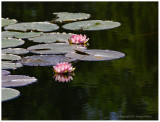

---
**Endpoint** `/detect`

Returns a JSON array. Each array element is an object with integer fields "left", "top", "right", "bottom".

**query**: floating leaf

[
  {"left": 4, "top": 22, "right": 59, "bottom": 32},
  {"left": 20, "top": 55, "right": 76, "bottom": 66},
  {"left": 2, "top": 75, "right": 37, "bottom": 88},
  {"left": 2, "top": 88, "right": 20, "bottom": 102},
  {"left": 2, "top": 18, "right": 17, "bottom": 27},
  {"left": 2, "top": 54, "right": 21, "bottom": 61},
  {"left": 53, "top": 12, "right": 90, "bottom": 23},
  {"left": 2, "top": 61, "right": 23, "bottom": 70},
  {"left": 2, "top": 48, "right": 29, "bottom": 55},
  {"left": 2, "top": 70, "right": 11, "bottom": 76},
  {"left": 62, "top": 20, "right": 121, "bottom": 31},
  {"left": 2, "top": 31, "right": 43, "bottom": 39},
  {"left": 65, "top": 49, "right": 125, "bottom": 61},
  {"left": 2, "top": 38, "right": 25, "bottom": 49}
]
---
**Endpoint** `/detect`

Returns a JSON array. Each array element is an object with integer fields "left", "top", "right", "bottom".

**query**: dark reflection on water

[{"left": 2, "top": 2, "right": 158, "bottom": 120}]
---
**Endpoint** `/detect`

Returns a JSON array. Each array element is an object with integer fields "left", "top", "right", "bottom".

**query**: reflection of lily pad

[
  {"left": 62, "top": 20, "right": 121, "bottom": 31},
  {"left": 20, "top": 55, "right": 76, "bottom": 66},
  {"left": 2, "top": 48, "right": 29, "bottom": 55},
  {"left": 4, "top": 22, "right": 59, "bottom": 32},
  {"left": 2, "top": 54, "right": 21, "bottom": 61},
  {"left": 2, "top": 75, "right": 37, "bottom": 88},
  {"left": 53, "top": 12, "right": 90, "bottom": 22},
  {"left": 65, "top": 49, "right": 125, "bottom": 61},
  {"left": 2, "top": 70, "right": 11, "bottom": 76},
  {"left": 28, "top": 32, "right": 73, "bottom": 43},
  {"left": 27, "top": 43, "right": 75, "bottom": 54},
  {"left": 2, "top": 18, "right": 17, "bottom": 27},
  {"left": 2, "top": 31, "right": 43, "bottom": 39},
  {"left": 2, "top": 38, "right": 25, "bottom": 49},
  {"left": 2, "top": 88, "right": 20, "bottom": 102},
  {"left": 2, "top": 61, "right": 23, "bottom": 70}
]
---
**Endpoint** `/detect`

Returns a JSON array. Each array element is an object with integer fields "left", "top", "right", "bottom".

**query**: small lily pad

[
  {"left": 2, "top": 38, "right": 25, "bottom": 49},
  {"left": 2, "top": 88, "right": 20, "bottom": 102},
  {"left": 53, "top": 12, "right": 90, "bottom": 23},
  {"left": 2, "top": 48, "right": 29, "bottom": 55},
  {"left": 4, "top": 22, "right": 59, "bottom": 32},
  {"left": 20, "top": 55, "right": 76, "bottom": 66},
  {"left": 2, "top": 54, "right": 21, "bottom": 61},
  {"left": 65, "top": 49, "right": 125, "bottom": 61},
  {"left": 2, "top": 61, "right": 23, "bottom": 70},
  {"left": 2, "top": 18, "right": 17, "bottom": 27},
  {"left": 2, "top": 75, "right": 37, "bottom": 88},
  {"left": 2, "top": 70, "right": 11, "bottom": 76},
  {"left": 2, "top": 31, "right": 43, "bottom": 39},
  {"left": 62, "top": 20, "right": 121, "bottom": 31}
]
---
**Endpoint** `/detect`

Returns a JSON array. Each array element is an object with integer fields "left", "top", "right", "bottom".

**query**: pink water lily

[
  {"left": 54, "top": 74, "right": 73, "bottom": 82},
  {"left": 68, "top": 34, "right": 89, "bottom": 44},
  {"left": 53, "top": 62, "right": 75, "bottom": 74}
]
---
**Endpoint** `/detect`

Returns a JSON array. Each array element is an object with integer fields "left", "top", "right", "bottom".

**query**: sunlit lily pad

[
  {"left": 2, "top": 31, "right": 43, "bottom": 39},
  {"left": 2, "top": 48, "right": 29, "bottom": 55},
  {"left": 65, "top": 49, "right": 125, "bottom": 61},
  {"left": 4, "top": 22, "right": 59, "bottom": 32},
  {"left": 53, "top": 12, "right": 90, "bottom": 23},
  {"left": 2, "top": 61, "right": 23, "bottom": 70},
  {"left": 2, "top": 70, "right": 11, "bottom": 76},
  {"left": 62, "top": 20, "right": 121, "bottom": 31},
  {"left": 2, "top": 75, "right": 37, "bottom": 88},
  {"left": 2, "top": 54, "right": 21, "bottom": 61},
  {"left": 2, "top": 38, "right": 25, "bottom": 49},
  {"left": 20, "top": 55, "right": 76, "bottom": 66},
  {"left": 2, "top": 88, "right": 20, "bottom": 102},
  {"left": 27, "top": 43, "right": 75, "bottom": 54},
  {"left": 2, "top": 18, "right": 17, "bottom": 27}
]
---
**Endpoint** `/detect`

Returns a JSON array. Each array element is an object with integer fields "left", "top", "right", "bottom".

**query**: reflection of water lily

[
  {"left": 53, "top": 62, "right": 75, "bottom": 74},
  {"left": 53, "top": 73, "right": 74, "bottom": 82},
  {"left": 68, "top": 34, "right": 89, "bottom": 44}
]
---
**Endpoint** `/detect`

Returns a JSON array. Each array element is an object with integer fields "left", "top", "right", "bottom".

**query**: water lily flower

[
  {"left": 53, "top": 73, "right": 73, "bottom": 82},
  {"left": 53, "top": 62, "right": 75, "bottom": 74},
  {"left": 68, "top": 34, "right": 89, "bottom": 44}
]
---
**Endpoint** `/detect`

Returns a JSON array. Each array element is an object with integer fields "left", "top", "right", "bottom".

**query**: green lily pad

[
  {"left": 2, "top": 70, "right": 11, "bottom": 76},
  {"left": 2, "top": 54, "right": 21, "bottom": 61},
  {"left": 65, "top": 49, "right": 125, "bottom": 61},
  {"left": 4, "top": 22, "right": 59, "bottom": 32},
  {"left": 2, "top": 31, "right": 43, "bottom": 39},
  {"left": 2, "top": 38, "right": 25, "bottom": 49},
  {"left": 62, "top": 20, "right": 121, "bottom": 31},
  {"left": 53, "top": 12, "right": 90, "bottom": 23},
  {"left": 2, "top": 48, "right": 29, "bottom": 55},
  {"left": 2, "top": 61, "right": 23, "bottom": 70},
  {"left": 2, "top": 18, "right": 17, "bottom": 27},
  {"left": 2, "top": 88, "right": 20, "bottom": 102}
]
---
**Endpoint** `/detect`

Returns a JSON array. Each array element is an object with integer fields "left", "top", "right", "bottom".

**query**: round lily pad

[
  {"left": 2, "top": 75, "right": 37, "bottom": 88},
  {"left": 65, "top": 49, "right": 125, "bottom": 61},
  {"left": 2, "top": 54, "right": 21, "bottom": 61},
  {"left": 20, "top": 55, "right": 76, "bottom": 66},
  {"left": 2, "top": 18, "right": 17, "bottom": 27},
  {"left": 2, "top": 31, "right": 43, "bottom": 39},
  {"left": 2, "top": 88, "right": 20, "bottom": 102},
  {"left": 2, "top": 48, "right": 29, "bottom": 55},
  {"left": 53, "top": 12, "right": 90, "bottom": 23},
  {"left": 4, "top": 22, "right": 59, "bottom": 32},
  {"left": 2, "top": 70, "right": 11, "bottom": 76},
  {"left": 2, "top": 38, "right": 25, "bottom": 49},
  {"left": 62, "top": 20, "right": 121, "bottom": 31},
  {"left": 2, "top": 61, "right": 23, "bottom": 70}
]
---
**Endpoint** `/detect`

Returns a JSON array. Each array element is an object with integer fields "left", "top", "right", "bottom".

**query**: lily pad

[
  {"left": 2, "top": 54, "right": 21, "bottom": 61},
  {"left": 65, "top": 49, "right": 125, "bottom": 61},
  {"left": 20, "top": 55, "right": 76, "bottom": 66},
  {"left": 4, "top": 22, "right": 59, "bottom": 32},
  {"left": 2, "top": 70, "right": 11, "bottom": 76},
  {"left": 2, "top": 18, "right": 17, "bottom": 27},
  {"left": 2, "top": 75, "right": 37, "bottom": 88},
  {"left": 2, "top": 61, "right": 23, "bottom": 70},
  {"left": 62, "top": 20, "right": 121, "bottom": 31},
  {"left": 27, "top": 43, "right": 75, "bottom": 55},
  {"left": 53, "top": 12, "right": 90, "bottom": 23},
  {"left": 2, "top": 88, "right": 20, "bottom": 102},
  {"left": 2, "top": 31, "right": 43, "bottom": 39},
  {"left": 2, "top": 48, "right": 29, "bottom": 55},
  {"left": 2, "top": 38, "right": 25, "bottom": 49}
]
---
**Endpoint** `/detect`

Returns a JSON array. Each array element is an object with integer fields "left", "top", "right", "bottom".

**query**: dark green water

[{"left": 2, "top": 2, "right": 158, "bottom": 120}]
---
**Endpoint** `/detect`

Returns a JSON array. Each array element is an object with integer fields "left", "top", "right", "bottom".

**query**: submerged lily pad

[
  {"left": 62, "top": 20, "right": 121, "bottom": 31},
  {"left": 2, "top": 38, "right": 25, "bottom": 49},
  {"left": 2, "top": 70, "right": 11, "bottom": 76},
  {"left": 4, "top": 22, "right": 59, "bottom": 32},
  {"left": 2, "top": 48, "right": 29, "bottom": 55},
  {"left": 65, "top": 49, "right": 125, "bottom": 61},
  {"left": 2, "top": 88, "right": 20, "bottom": 102},
  {"left": 2, "top": 75, "right": 37, "bottom": 88},
  {"left": 2, "top": 31, "right": 43, "bottom": 39},
  {"left": 2, "top": 18, "right": 17, "bottom": 27},
  {"left": 20, "top": 55, "right": 76, "bottom": 66},
  {"left": 2, "top": 61, "right": 23, "bottom": 70},
  {"left": 53, "top": 12, "right": 90, "bottom": 22},
  {"left": 2, "top": 54, "right": 21, "bottom": 61}
]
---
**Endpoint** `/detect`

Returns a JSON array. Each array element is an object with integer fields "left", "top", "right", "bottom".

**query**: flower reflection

[{"left": 53, "top": 73, "right": 75, "bottom": 82}]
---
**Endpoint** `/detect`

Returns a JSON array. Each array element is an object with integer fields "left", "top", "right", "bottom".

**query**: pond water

[{"left": 2, "top": 2, "right": 158, "bottom": 120}]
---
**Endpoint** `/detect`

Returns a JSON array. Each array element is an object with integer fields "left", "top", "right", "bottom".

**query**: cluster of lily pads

[{"left": 2, "top": 12, "right": 125, "bottom": 102}]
